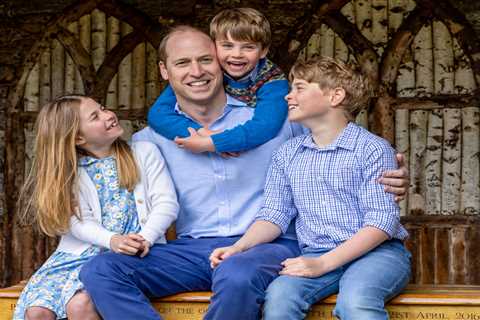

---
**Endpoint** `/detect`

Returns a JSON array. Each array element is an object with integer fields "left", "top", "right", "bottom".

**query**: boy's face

[
  {"left": 285, "top": 78, "right": 334, "bottom": 124},
  {"left": 215, "top": 33, "right": 268, "bottom": 79}
]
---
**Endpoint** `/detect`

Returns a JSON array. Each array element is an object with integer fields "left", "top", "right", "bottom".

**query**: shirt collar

[{"left": 302, "top": 122, "right": 360, "bottom": 151}]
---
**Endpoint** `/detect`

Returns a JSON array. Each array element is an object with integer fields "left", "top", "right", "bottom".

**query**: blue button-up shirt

[
  {"left": 256, "top": 122, "right": 409, "bottom": 251},
  {"left": 133, "top": 95, "right": 302, "bottom": 239}
]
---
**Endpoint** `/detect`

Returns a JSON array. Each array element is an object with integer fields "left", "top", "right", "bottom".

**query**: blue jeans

[
  {"left": 80, "top": 237, "right": 300, "bottom": 320},
  {"left": 262, "top": 239, "right": 411, "bottom": 320}
]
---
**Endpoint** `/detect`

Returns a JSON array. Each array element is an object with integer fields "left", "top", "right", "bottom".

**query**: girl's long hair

[{"left": 18, "top": 95, "right": 139, "bottom": 237}]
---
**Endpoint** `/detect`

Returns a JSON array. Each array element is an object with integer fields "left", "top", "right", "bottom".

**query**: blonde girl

[{"left": 14, "top": 95, "right": 179, "bottom": 320}]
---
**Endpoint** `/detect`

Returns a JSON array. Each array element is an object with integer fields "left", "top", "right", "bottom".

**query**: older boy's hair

[
  {"left": 289, "top": 56, "right": 373, "bottom": 120},
  {"left": 210, "top": 8, "right": 271, "bottom": 49},
  {"left": 157, "top": 25, "right": 208, "bottom": 63}
]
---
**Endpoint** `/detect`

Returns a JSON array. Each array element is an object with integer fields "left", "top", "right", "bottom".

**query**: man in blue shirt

[{"left": 80, "top": 26, "right": 408, "bottom": 320}]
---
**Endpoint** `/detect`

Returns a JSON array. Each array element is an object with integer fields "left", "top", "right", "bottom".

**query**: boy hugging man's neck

[{"left": 148, "top": 8, "right": 289, "bottom": 154}]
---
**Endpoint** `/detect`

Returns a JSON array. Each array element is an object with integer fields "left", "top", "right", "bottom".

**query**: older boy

[{"left": 210, "top": 56, "right": 411, "bottom": 320}]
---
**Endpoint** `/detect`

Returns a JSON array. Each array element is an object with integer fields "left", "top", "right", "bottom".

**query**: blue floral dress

[{"left": 14, "top": 156, "right": 141, "bottom": 319}]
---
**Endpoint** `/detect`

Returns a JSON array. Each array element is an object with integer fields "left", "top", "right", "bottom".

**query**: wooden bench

[{"left": 1, "top": 283, "right": 480, "bottom": 319}]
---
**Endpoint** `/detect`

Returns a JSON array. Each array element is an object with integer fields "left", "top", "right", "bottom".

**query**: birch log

[
  {"left": 453, "top": 37, "right": 476, "bottom": 95},
  {"left": 146, "top": 43, "right": 160, "bottom": 108},
  {"left": 425, "top": 109, "right": 442, "bottom": 215},
  {"left": 106, "top": 17, "right": 120, "bottom": 109},
  {"left": 433, "top": 20, "right": 454, "bottom": 95},
  {"left": 355, "top": 0, "right": 373, "bottom": 44},
  {"left": 371, "top": 0, "right": 388, "bottom": 55},
  {"left": 76, "top": 15, "right": 91, "bottom": 94},
  {"left": 395, "top": 107, "right": 409, "bottom": 216},
  {"left": 24, "top": 63, "right": 40, "bottom": 112},
  {"left": 414, "top": 24, "right": 434, "bottom": 96},
  {"left": 64, "top": 22, "right": 77, "bottom": 94},
  {"left": 319, "top": 24, "right": 335, "bottom": 58},
  {"left": 118, "top": 22, "right": 133, "bottom": 109},
  {"left": 408, "top": 110, "right": 427, "bottom": 215},
  {"left": 132, "top": 42, "right": 146, "bottom": 110},
  {"left": 442, "top": 108, "right": 462, "bottom": 215},
  {"left": 91, "top": 9, "right": 106, "bottom": 72},
  {"left": 337, "top": 2, "right": 354, "bottom": 62},
  {"left": 388, "top": 0, "right": 406, "bottom": 33},
  {"left": 307, "top": 30, "right": 321, "bottom": 59},
  {"left": 39, "top": 49, "right": 51, "bottom": 108},
  {"left": 461, "top": 107, "right": 480, "bottom": 215},
  {"left": 51, "top": 39, "right": 65, "bottom": 99}
]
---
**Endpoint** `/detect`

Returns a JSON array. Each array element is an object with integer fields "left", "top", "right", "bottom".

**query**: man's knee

[{"left": 213, "top": 256, "right": 264, "bottom": 290}]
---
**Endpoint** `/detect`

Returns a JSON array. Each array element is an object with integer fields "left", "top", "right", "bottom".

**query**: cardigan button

[
  {"left": 137, "top": 199, "right": 144, "bottom": 204},
  {"left": 140, "top": 218, "right": 147, "bottom": 224}
]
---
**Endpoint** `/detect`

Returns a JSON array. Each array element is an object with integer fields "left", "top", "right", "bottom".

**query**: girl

[{"left": 14, "top": 95, "right": 179, "bottom": 320}]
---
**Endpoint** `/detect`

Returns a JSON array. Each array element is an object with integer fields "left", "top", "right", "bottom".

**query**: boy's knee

[
  {"left": 334, "top": 291, "right": 386, "bottom": 320},
  {"left": 263, "top": 277, "right": 309, "bottom": 320},
  {"left": 24, "top": 307, "right": 55, "bottom": 320}
]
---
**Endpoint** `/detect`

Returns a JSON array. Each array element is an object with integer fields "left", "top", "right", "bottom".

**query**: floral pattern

[{"left": 14, "top": 156, "right": 140, "bottom": 319}]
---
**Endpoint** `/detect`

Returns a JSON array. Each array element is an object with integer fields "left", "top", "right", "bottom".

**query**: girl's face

[{"left": 76, "top": 98, "right": 123, "bottom": 158}]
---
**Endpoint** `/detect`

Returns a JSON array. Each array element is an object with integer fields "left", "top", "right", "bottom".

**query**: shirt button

[{"left": 137, "top": 199, "right": 144, "bottom": 204}]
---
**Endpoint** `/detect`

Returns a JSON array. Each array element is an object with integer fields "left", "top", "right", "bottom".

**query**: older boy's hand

[
  {"left": 279, "top": 256, "right": 328, "bottom": 278},
  {"left": 209, "top": 245, "right": 243, "bottom": 268},
  {"left": 377, "top": 153, "right": 409, "bottom": 202},
  {"left": 139, "top": 239, "right": 152, "bottom": 258},
  {"left": 175, "top": 127, "right": 215, "bottom": 153}
]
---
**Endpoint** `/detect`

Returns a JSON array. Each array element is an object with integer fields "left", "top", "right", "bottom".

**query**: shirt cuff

[
  {"left": 255, "top": 208, "right": 291, "bottom": 234},
  {"left": 363, "top": 214, "right": 400, "bottom": 238}
]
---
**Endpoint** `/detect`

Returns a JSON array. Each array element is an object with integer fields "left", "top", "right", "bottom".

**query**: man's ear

[
  {"left": 330, "top": 88, "right": 346, "bottom": 107},
  {"left": 159, "top": 61, "right": 169, "bottom": 80}
]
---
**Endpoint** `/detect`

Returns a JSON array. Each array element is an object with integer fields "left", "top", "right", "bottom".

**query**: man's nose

[{"left": 190, "top": 62, "right": 204, "bottom": 77}]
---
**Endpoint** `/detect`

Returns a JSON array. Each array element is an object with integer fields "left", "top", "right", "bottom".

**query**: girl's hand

[
  {"left": 139, "top": 239, "right": 152, "bottom": 258},
  {"left": 279, "top": 256, "right": 328, "bottom": 278},
  {"left": 377, "top": 153, "right": 409, "bottom": 202},
  {"left": 110, "top": 234, "right": 145, "bottom": 255},
  {"left": 209, "top": 245, "right": 243, "bottom": 268}
]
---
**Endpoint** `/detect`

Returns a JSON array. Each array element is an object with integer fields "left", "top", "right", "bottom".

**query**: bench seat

[{"left": 1, "top": 283, "right": 480, "bottom": 319}]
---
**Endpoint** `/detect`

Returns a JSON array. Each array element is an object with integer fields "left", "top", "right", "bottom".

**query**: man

[{"left": 80, "top": 26, "right": 407, "bottom": 320}]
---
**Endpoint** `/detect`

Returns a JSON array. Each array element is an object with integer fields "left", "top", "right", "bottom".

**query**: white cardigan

[{"left": 56, "top": 141, "right": 179, "bottom": 255}]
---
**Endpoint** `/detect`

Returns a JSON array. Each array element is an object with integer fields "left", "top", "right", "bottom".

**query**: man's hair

[
  {"left": 289, "top": 56, "right": 373, "bottom": 120},
  {"left": 157, "top": 25, "right": 210, "bottom": 63},
  {"left": 209, "top": 8, "right": 271, "bottom": 49}
]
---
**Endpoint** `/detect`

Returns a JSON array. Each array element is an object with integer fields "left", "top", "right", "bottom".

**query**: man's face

[{"left": 159, "top": 31, "right": 224, "bottom": 107}]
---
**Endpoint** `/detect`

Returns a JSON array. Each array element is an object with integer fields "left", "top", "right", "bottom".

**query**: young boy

[
  {"left": 148, "top": 8, "right": 288, "bottom": 154},
  {"left": 209, "top": 56, "right": 411, "bottom": 319}
]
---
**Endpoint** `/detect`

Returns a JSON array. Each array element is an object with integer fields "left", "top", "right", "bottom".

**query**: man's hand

[
  {"left": 110, "top": 233, "right": 145, "bottom": 255},
  {"left": 279, "top": 256, "right": 328, "bottom": 278},
  {"left": 378, "top": 153, "right": 409, "bottom": 202},
  {"left": 209, "top": 245, "right": 243, "bottom": 268},
  {"left": 174, "top": 127, "right": 215, "bottom": 153}
]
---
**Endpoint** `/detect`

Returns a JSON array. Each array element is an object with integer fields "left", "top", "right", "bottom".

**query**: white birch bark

[
  {"left": 461, "top": 107, "right": 480, "bottom": 215},
  {"left": 24, "top": 63, "right": 40, "bottom": 112},
  {"left": 65, "top": 22, "right": 78, "bottom": 94},
  {"left": 106, "top": 16, "right": 120, "bottom": 109},
  {"left": 395, "top": 108, "right": 409, "bottom": 216},
  {"left": 118, "top": 22, "right": 133, "bottom": 109},
  {"left": 91, "top": 9, "right": 106, "bottom": 72},
  {"left": 388, "top": 0, "right": 406, "bottom": 33},
  {"left": 413, "top": 24, "right": 434, "bottom": 97},
  {"left": 396, "top": 47, "right": 415, "bottom": 97},
  {"left": 371, "top": 0, "right": 388, "bottom": 55},
  {"left": 39, "top": 49, "right": 51, "bottom": 107},
  {"left": 51, "top": 39, "right": 65, "bottom": 99},
  {"left": 355, "top": 0, "right": 373, "bottom": 43},
  {"left": 305, "top": 30, "right": 321, "bottom": 59},
  {"left": 319, "top": 24, "right": 335, "bottom": 58},
  {"left": 337, "top": 3, "right": 354, "bottom": 62},
  {"left": 132, "top": 43, "right": 146, "bottom": 109},
  {"left": 442, "top": 108, "right": 462, "bottom": 215},
  {"left": 433, "top": 20, "right": 454, "bottom": 94},
  {"left": 408, "top": 110, "right": 427, "bottom": 215},
  {"left": 425, "top": 109, "right": 443, "bottom": 215},
  {"left": 146, "top": 43, "right": 160, "bottom": 108},
  {"left": 453, "top": 37, "right": 477, "bottom": 94}
]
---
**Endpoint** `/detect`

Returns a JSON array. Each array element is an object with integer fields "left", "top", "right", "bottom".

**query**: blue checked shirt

[{"left": 256, "top": 122, "right": 409, "bottom": 250}]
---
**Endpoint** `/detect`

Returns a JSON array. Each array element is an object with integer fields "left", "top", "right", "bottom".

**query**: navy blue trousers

[{"left": 80, "top": 237, "right": 300, "bottom": 320}]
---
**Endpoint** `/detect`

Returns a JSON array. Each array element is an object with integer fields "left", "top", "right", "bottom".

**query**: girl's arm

[
  {"left": 280, "top": 227, "right": 388, "bottom": 277},
  {"left": 147, "top": 85, "right": 202, "bottom": 140},
  {"left": 135, "top": 142, "right": 179, "bottom": 245},
  {"left": 211, "top": 79, "right": 289, "bottom": 153}
]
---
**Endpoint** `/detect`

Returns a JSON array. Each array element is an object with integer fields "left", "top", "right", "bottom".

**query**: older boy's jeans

[
  {"left": 262, "top": 239, "right": 411, "bottom": 320},
  {"left": 80, "top": 236, "right": 300, "bottom": 320}
]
